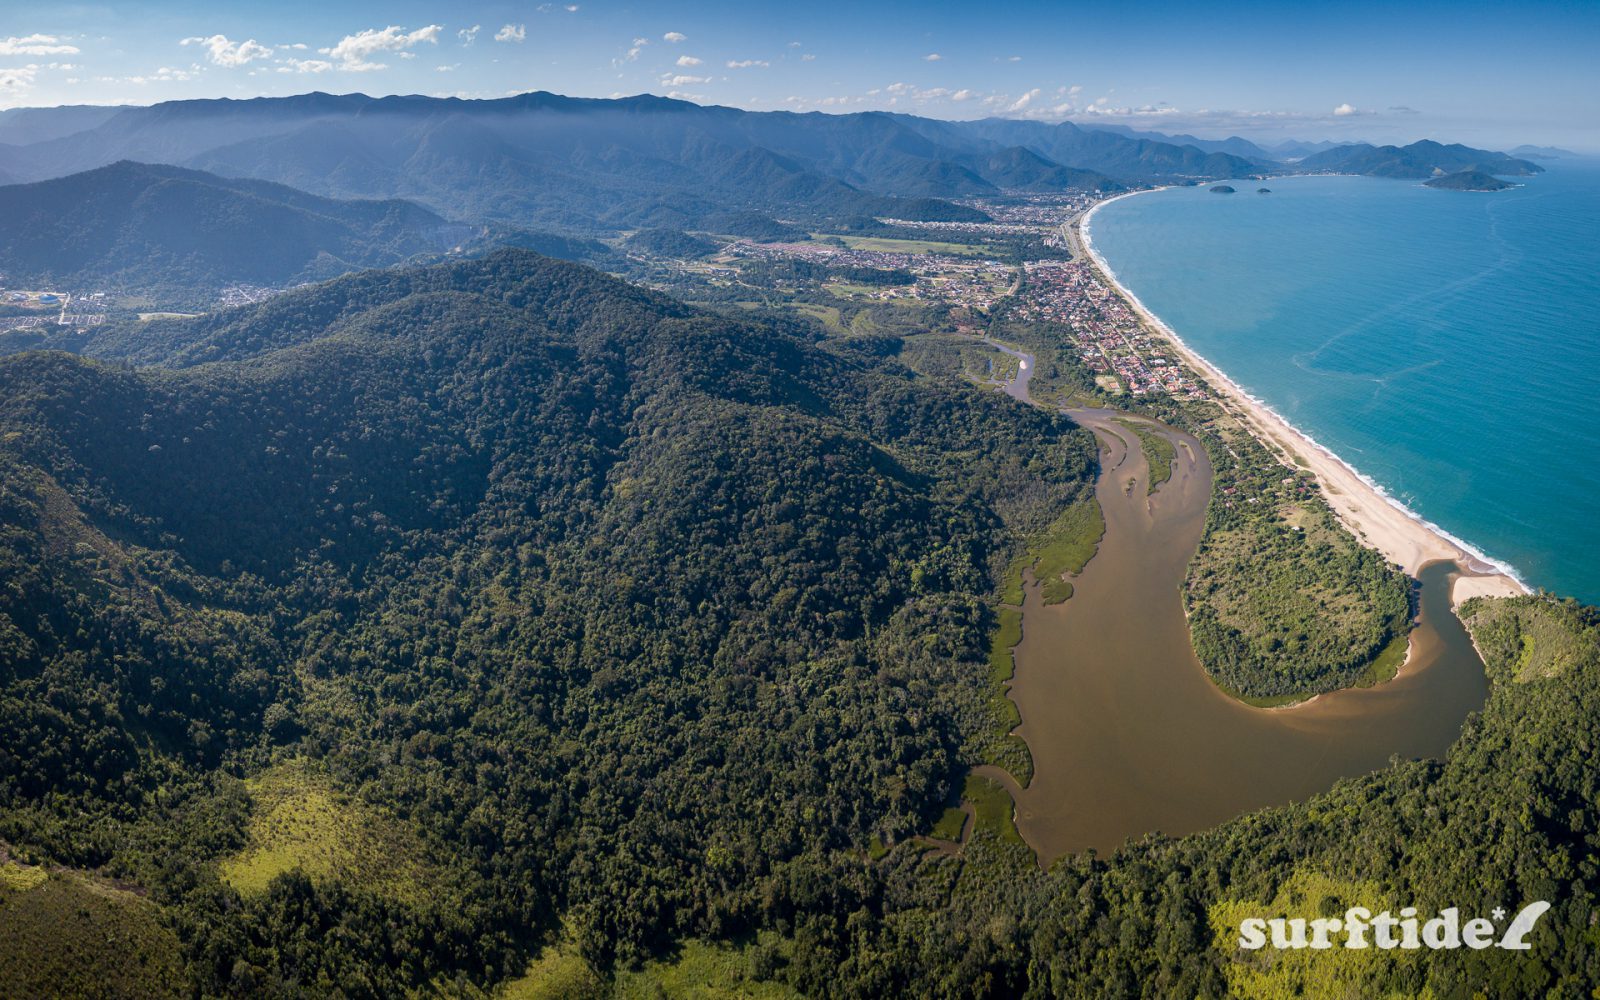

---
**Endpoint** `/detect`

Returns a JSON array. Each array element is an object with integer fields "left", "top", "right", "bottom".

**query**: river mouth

[{"left": 1003, "top": 411, "right": 1489, "bottom": 861}]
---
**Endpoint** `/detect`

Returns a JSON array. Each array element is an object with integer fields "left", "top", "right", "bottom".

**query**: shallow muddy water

[{"left": 1002, "top": 411, "right": 1488, "bottom": 860}]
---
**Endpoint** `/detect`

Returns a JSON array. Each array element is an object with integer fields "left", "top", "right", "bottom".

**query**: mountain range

[
  {"left": 0, "top": 91, "right": 1270, "bottom": 238},
  {"left": 1296, "top": 139, "right": 1543, "bottom": 178},
  {"left": 0, "top": 92, "right": 1547, "bottom": 305},
  {"left": 0, "top": 161, "right": 483, "bottom": 300}
]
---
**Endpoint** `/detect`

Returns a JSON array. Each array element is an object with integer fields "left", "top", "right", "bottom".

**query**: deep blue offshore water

[{"left": 1087, "top": 161, "right": 1600, "bottom": 603}]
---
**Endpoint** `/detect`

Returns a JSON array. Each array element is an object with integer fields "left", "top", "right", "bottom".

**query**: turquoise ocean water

[{"left": 1086, "top": 161, "right": 1600, "bottom": 603}]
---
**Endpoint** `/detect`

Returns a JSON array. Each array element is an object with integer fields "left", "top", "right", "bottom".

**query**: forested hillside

[
  {"left": 2, "top": 248, "right": 1597, "bottom": 998},
  {"left": 0, "top": 161, "right": 475, "bottom": 303},
  {"left": 0, "top": 248, "right": 1095, "bottom": 993}
]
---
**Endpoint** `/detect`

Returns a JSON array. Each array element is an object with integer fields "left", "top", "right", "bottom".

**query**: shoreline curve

[{"left": 1077, "top": 190, "right": 1529, "bottom": 607}]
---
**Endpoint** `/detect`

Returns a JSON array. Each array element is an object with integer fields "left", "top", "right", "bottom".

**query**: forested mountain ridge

[
  {"left": 1297, "top": 138, "right": 1543, "bottom": 178},
  {"left": 0, "top": 244, "right": 1598, "bottom": 997},
  {"left": 0, "top": 92, "right": 1547, "bottom": 249},
  {"left": 0, "top": 91, "right": 1256, "bottom": 238},
  {"left": 0, "top": 247, "right": 1098, "bottom": 993},
  {"left": 0, "top": 161, "right": 482, "bottom": 303}
]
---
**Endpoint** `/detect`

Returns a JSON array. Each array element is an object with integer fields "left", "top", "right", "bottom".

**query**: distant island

[
  {"left": 1300, "top": 139, "right": 1542, "bottom": 179},
  {"left": 1425, "top": 169, "right": 1515, "bottom": 192},
  {"left": 1210, "top": 184, "right": 1236, "bottom": 193},
  {"left": 1257, "top": 187, "right": 1271, "bottom": 194}
]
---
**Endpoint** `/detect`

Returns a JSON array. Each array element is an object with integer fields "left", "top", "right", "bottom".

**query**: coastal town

[
  {"left": 4, "top": 187, "right": 1210, "bottom": 410},
  {"left": 666, "top": 190, "right": 1211, "bottom": 403}
]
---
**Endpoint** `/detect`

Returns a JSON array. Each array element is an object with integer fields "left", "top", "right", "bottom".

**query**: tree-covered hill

[
  {"left": 0, "top": 247, "right": 1096, "bottom": 993},
  {"left": 1298, "top": 139, "right": 1543, "bottom": 178},
  {"left": 0, "top": 161, "right": 481, "bottom": 301},
  {"left": 3, "top": 247, "right": 1599, "bottom": 998}
]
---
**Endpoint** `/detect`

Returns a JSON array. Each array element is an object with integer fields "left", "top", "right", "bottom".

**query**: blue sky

[{"left": 3, "top": 1, "right": 1596, "bottom": 150}]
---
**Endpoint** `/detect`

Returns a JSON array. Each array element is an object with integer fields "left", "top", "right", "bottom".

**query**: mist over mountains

[
  {"left": 0, "top": 161, "right": 478, "bottom": 299},
  {"left": 0, "top": 90, "right": 1542, "bottom": 301}
]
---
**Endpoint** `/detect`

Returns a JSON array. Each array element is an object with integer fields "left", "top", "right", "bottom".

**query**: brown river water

[{"left": 990, "top": 408, "right": 1488, "bottom": 861}]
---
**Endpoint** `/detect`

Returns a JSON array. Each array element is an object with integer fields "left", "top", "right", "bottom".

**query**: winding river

[{"left": 984, "top": 373, "right": 1489, "bottom": 861}]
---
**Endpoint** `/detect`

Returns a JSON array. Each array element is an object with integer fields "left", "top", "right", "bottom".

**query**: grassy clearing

[
  {"left": 1116, "top": 419, "right": 1176, "bottom": 494},
  {"left": 930, "top": 807, "right": 968, "bottom": 842},
  {"left": 616, "top": 937, "right": 802, "bottom": 999},
  {"left": 1030, "top": 496, "right": 1106, "bottom": 605},
  {"left": 999, "top": 556, "right": 1027, "bottom": 606},
  {"left": 1460, "top": 596, "right": 1599, "bottom": 682},
  {"left": 788, "top": 302, "right": 845, "bottom": 333},
  {"left": 982, "top": 603, "right": 1033, "bottom": 785},
  {"left": 498, "top": 941, "right": 608, "bottom": 1000},
  {"left": 495, "top": 932, "right": 802, "bottom": 998},
  {"left": 1353, "top": 631, "right": 1411, "bottom": 688},
  {"left": 962, "top": 774, "right": 1023, "bottom": 846},
  {"left": 0, "top": 860, "right": 48, "bottom": 892},
  {"left": 219, "top": 759, "right": 435, "bottom": 903},
  {"left": 988, "top": 607, "right": 1023, "bottom": 685},
  {"left": 0, "top": 870, "right": 187, "bottom": 999},
  {"left": 1209, "top": 869, "right": 1413, "bottom": 998},
  {"left": 819, "top": 234, "right": 988, "bottom": 256}
]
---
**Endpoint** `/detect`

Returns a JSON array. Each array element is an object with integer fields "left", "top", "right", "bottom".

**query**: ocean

[{"left": 1086, "top": 161, "right": 1600, "bottom": 603}]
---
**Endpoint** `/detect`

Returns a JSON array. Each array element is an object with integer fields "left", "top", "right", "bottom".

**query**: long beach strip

[{"left": 1076, "top": 192, "right": 1529, "bottom": 606}]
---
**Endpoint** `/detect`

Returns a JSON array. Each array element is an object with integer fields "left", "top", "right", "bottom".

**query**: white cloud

[
  {"left": 322, "top": 24, "right": 442, "bottom": 72},
  {"left": 661, "top": 73, "right": 709, "bottom": 86},
  {"left": 1007, "top": 55, "right": 1021, "bottom": 62},
  {"left": 663, "top": 31, "right": 686, "bottom": 43},
  {"left": 459, "top": 25, "right": 481, "bottom": 45},
  {"left": 951, "top": 89, "right": 973, "bottom": 101},
  {"left": 278, "top": 58, "right": 334, "bottom": 74},
  {"left": 0, "top": 34, "right": 79, "bottom": 56},
  {"left": 436, "top": 64, "right": 458, "bottom": 72},
  {"left": 676, "top": 54, "right": 701, "bottom": 66},
  {"left": 1006, "top": 88, "right": 1041, "bottom": 113},
  {"left": 0, "top": 65, "right": 39, "bottom": 97},
  {"left": 923, "top": 52, "right": 941, "bottom": 61},
  {"left": 1333, "top": 102, "right": 1357, "bottom": 116},
  {"left": 182, "top": 34, "right": 273, "bottom": 67},
  {"left": 726, "top": 59, "right": 768, "bottom": 69},
  {"left": 495, "top": 24, "right": 526, "bottom": 43},
  {"left": 128, "top": 65, "right": 198, "bottom": 84},
  {"left": 624, "top": 37, "right": 648, "bottom": 61},
  {"left": 801, "top": 53, "right": 815, "bottom": 61}
]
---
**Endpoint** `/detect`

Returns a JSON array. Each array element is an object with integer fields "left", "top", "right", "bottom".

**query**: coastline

[{"left": 1077, "top": 190, "right": 1529, "bottom": 608}]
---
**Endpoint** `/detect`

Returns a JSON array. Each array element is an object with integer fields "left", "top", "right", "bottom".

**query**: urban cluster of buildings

[
  {"left": 1011, "top": 260, "right": 1208, "bottom": 399},
  {"left": 0, "top": 288, "right": 107, "bottom": 332},
  {"left": 724, "top": 238, "right": 1016, "bottom": 310},
  {"left": 724, "top": 192, "right": 1212, "bottom": 402}
]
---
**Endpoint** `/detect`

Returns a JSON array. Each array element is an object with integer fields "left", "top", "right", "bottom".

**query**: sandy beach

[{"left": 1077, "top": 193, "right": 1529, "bottom": 607}]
